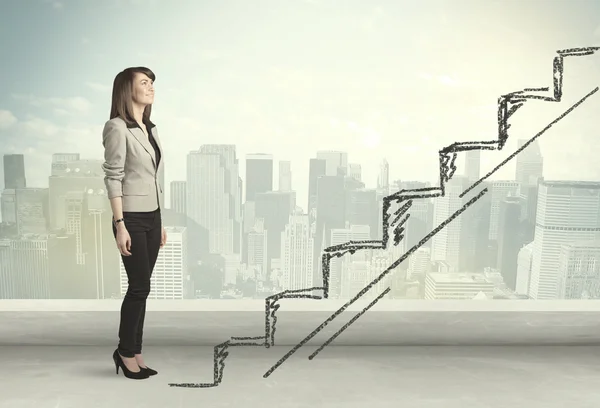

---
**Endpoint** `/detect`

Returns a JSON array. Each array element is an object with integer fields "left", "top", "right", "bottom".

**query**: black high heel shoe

[
  {"left": 112, "top": 349, "right": 150, "bottom": 380},
  {"left": 140, "top": 366, "right": 158, "bottom": 376}
]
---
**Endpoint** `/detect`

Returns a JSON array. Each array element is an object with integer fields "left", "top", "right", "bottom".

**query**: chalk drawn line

[{"left": 167, "top": 46, "right": 600, "bottom": 388}]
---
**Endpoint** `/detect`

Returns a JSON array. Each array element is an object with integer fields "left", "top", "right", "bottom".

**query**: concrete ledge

[
  {"left": 1, "top": 300, "right": 600, "bottom": 346},
  {"left": 4, "top": 299, "right": 600, "bottom": 311}
]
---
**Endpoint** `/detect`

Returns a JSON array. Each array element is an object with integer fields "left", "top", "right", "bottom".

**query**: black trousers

[{"left": 111, "top": 208, "right": 161, "bottom": 358}]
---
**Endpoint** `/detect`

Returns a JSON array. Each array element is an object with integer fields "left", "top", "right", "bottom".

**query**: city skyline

[
  {"left": 3, "top": 130, "right": 600, "bottom": 302},
  {"left": 0, "top": 40, "right": 596, "bottom": 303},
  {"left": 2, "top": 0, "right": 600, "bottom": 304}
]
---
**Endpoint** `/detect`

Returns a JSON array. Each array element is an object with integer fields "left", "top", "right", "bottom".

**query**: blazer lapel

[
  {"left": 150, "top": 127, "right": 163, "bottom": 167},
  {"left": 128, "top": 127, "right": 156, "bottom": 168}
]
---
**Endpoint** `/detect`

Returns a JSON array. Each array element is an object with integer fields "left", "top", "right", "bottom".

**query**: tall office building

[
  {"left": 407, "top": 247, "right": 431, "bottom": 281},
  {"left": 519, "top": 180, "right": 542, "bottom": 242},
  {"left": 3, "top": 154, "right": 26, "bottom": 189},
  {"left": 79, "top": 188, "right": 120, "bottom": 299},
  {"left": 247, "top": 218, "right": 268, "bottom": 275},
  {"left": 170, "top": 181, "right": 186, "bottom": 215},
  {"left": 345, "top": 189, "right": 379, "bottom": 240},
  {"left": 464, "top": 150, "right": 480, "bottom": 182},
  {"left": 15, "top": 188, "right": 48, "bottom": 236},
  {"left": 278, "top": 160, "right": 292, "bottom": 192},
  {"left": 377, "top": 158, "right": 389, "bottom": 194},
  {"left": 515, "top": 139, "right": 543, "bottom": 187},
  {"left": 431, "top": 176, "right": 469, "bottom": 272},
  {"left": 187, "top": 145, "right": 241, "bottom": 255},
  {"left": 339, "top": 250, "right": 374, "bottom": 299},
  {"left": 187, "top": 150, "right": 231, "bottom": 254},
  {"left": 1, "top": 189, "right": 16, "bottom": 224},
  {"left": 241, "top": 200, "right": 256, "bottom": 264},
  {"left": 316, "top": 151, "right": 348, "bottom": 177},
  {"left": 330, "top": 224, "right": 371, "bottom": 298},
  {"left": 51, "top": 153, "right": 80, "bottom": 176},
  {"left": 516, "top": 242, "right": 534, "bottom": 296},
  {"left": 9, "top": 236, "right": 50, "bottom": 299},
  {"left": 347, "top": 163, "right": 361, "bottom": 182},
  {"left": 281, "top": 214, "right": 313, "bottom": 291},
  {"left": 392, "top": 181, "right": 434, "bottom": 250},
  {"left": 200, "top": 144, "right": 241, "bottom": 219},
  {"left": 488, "top": 181, "right": 520, "bottom": 241},
  {"left": 459, "top": 180, "right": 492, "bottom": 272},
  {"left": 246, "top": 153, "right": 273, "bottom": 201},
  {"left": 516, "top": 139, "right": 543, "bottom": 232},
  {"left": 529, "top": 181, "right": 600, "bottom": 299},
  {"left": 557, "top": 241, "right": 600, "bottom": 299},
  {"left": 255, "top": 191, "right": 293, "bottom": 272},
  {"left": 496, "top": 196, "right": 523, "bottom": 290},
  {"left": 0, "top": 239, "right": 13, "bottom": 298},
  {"left": 64, "top": 190, "right": 87, "bottom": 265},
  {"left": 307, "top": 158, "right": 326, "bottom": 221},
  {"left": 48, "top": 159, "right": 105, "bottom": 230},
  {"left": 46, "top": 232, "right": 80, "bottom": 299},
  {"left": 313, "top": 175, "right": 346, "bottom": 285}
]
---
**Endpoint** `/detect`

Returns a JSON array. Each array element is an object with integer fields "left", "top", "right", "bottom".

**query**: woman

[{"left": 101, "top": 67, "right": 167, "bottom": 380}]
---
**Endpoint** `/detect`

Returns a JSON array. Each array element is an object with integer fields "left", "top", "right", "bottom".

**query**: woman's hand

[
  {"left": 160, "top": 227, "right": 167, "bottom": 248},
  {"left": 116, "top": 224, "right": 132, "bottom": 256}
]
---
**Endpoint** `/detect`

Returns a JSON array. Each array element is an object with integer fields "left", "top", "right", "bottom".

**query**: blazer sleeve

[{"left": 101, "top": 121, "right": 126, "bottom": 199}]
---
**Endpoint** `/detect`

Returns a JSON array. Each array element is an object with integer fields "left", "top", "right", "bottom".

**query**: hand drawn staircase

[{"left": 168, "top": 46, "right": 600, "bottom": 388}]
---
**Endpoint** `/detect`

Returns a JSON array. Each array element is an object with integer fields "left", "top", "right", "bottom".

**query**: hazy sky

[{"left": 1, "top": 0, "right": 600, "bottom": 207}]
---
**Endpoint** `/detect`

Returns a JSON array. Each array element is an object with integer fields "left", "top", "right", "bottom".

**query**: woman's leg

[
  {"left": 134, "top": 210, "right": 162, "bottom": 356},
  {"left": 113, "top": 213, "right": 153, "bottom": 358}
]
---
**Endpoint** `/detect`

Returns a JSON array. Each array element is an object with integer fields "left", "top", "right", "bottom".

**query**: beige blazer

[{"left": 101, "top": 116, "right": 165, "bottom": 222}]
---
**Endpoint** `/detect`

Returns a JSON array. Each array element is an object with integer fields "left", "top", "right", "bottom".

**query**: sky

[{"left": 1, "top": 0, "right": 600, "bottom": 208}]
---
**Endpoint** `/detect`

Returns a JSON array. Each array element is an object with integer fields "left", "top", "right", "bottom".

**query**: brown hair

[{"left": 109, "top": 67, "right": 155, "bottom": 125}]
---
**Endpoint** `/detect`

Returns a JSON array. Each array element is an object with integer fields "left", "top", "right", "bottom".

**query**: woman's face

[{"left": 131, "top": 73, "right": 154, "bottom": 106}]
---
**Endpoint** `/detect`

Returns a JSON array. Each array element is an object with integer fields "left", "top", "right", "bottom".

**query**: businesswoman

[{"left": 101, "top": 67, "right": 166, "bottom": 380}]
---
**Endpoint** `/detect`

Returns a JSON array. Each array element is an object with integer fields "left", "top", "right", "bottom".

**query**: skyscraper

[
  {"left": 557, "top": 241, "right": 600, "bottom": 299},
  {"left": 516, "top": 243, "right": 534, "bottom": 296},
  {"left": 48, "top": 159, "right": 104, "bottom": 230},
  {"left": 246, "top": 153, "right": 273, "bottom": 201},
  {"left": 307, "top": 158, "right": 326, "bottom": 221},
  {"left": 15, "top": 188, "right": 48, "bottom": 236},
  {"left": 488, "top": 181, "right": 520, "bottom": 241},
  {"left": 347, "top": 163, "right": 361, "bottom": 182},
  {"left": 187, "top": 145, "right": 241, "bottom": 255},
  {"left": 330, "top": 224, "right": 370, "bottom": 298},
  {"left": 278, "top": 160, "right": 292, "bottom": 192},
  {"left": 316, "top": 150, "right": 348, "bottom": 177},
  {"left": 51, "top": 153, "right": 80, "bottom": 176},
  {"left": 515, "top": 139, "right": 543, "bottom": 186},
  {"left": 529, "top": 181, "right": 600, "bottom": 299},
  {"left": 254, "top": 191, "right": 294, "bottom": 273},
  {"left": 431, "top": 176, "right": 469, "bottom": 272},
  {"left": 464, "top": 150, "right": 480, "bottom": 182},
  {"left": 170, "top": 181, "right": 186, "bottom": 215},
  {"left": 345, "top": 188, "right": 378, "bottom": 239},
  {"left": 377, "top": 158, "right": 389, "bottom": 193},
  {"left": 496, "top": 196, "right": 523, "bottom": 290},
  {"left": 516, "top": 139, "right": 544, "bottom": 239},
  {"left": 281, "top": 214, "right": 313, "bottom": 291},
  {"left": 313, "top": 175, "right": 346, "bottom": 285},
  {"left": 3, "top": 154, "right": 26, "bottom": 189}
]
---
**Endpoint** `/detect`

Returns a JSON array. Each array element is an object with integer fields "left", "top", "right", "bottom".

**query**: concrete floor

[{"left": 1, "top": 345, "right": 600, "bottom": 407}]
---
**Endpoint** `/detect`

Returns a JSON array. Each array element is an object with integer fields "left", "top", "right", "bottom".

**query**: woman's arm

[
  {"left": 101, "top": 120, "right": 131, "bottom": 255},
  {"left": 109, "top": 196, "right": 125, "bottom": 228},
  {"left": 101, "top": 120, "right": 126, "bottom": 221}
]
